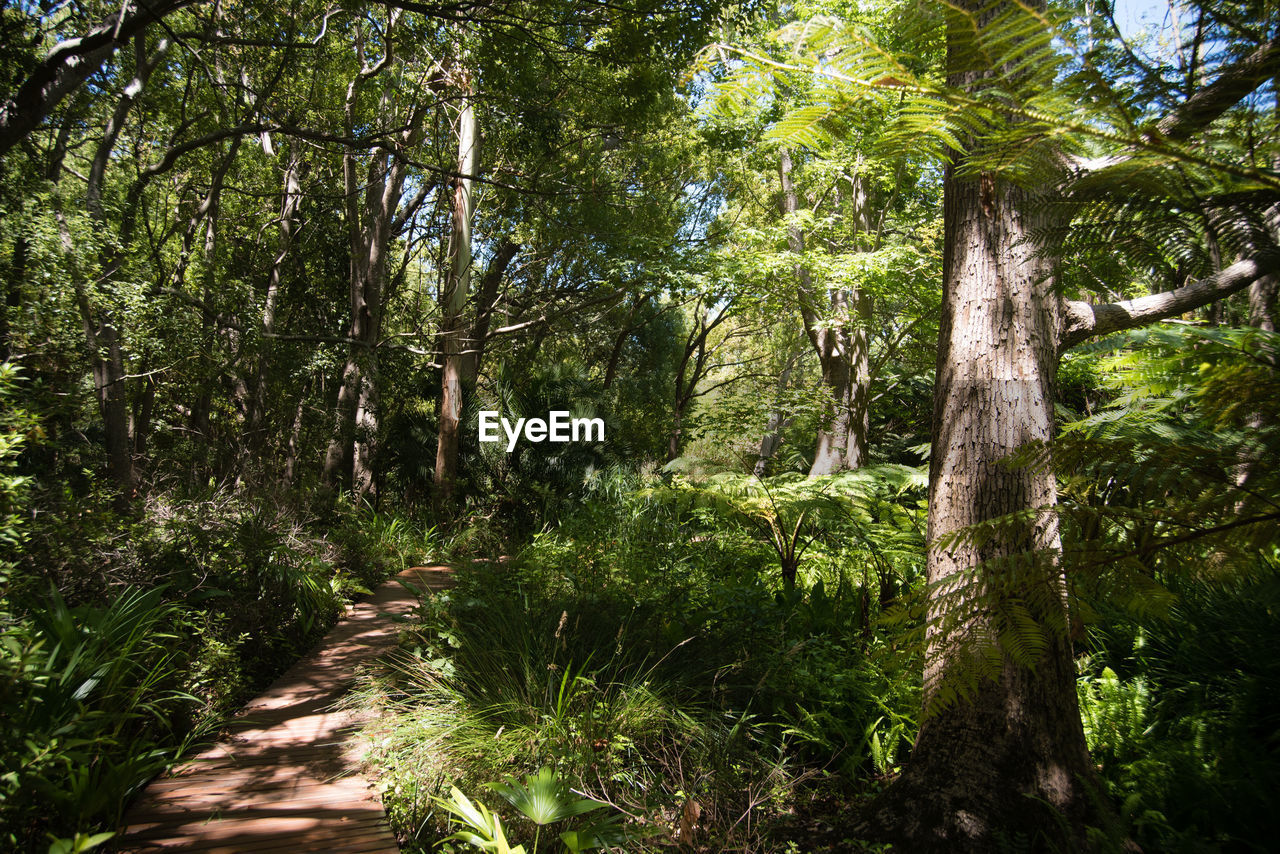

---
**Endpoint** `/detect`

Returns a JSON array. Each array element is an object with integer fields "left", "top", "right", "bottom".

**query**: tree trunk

[
  {"left": 854, "top": 12, "right": 1280, "bottom": 850},
  {"left": 755, "top": 354, "right": 798, "bottom": 477},
  {"left": 864, "top": 9, "right": 1096, "bottom": 847},
  {"left": 283, "top": 379, "right": 309, "bottom": 487},
  {"left": 97, "top": 321, "right": 134, "bottom": 499},
  {"left": 249, "top": 147, "right": 303, "bottom": 445},
  {"left": 866, "top": 162, "right": 1095, "bottom": 851},
  {"left": 133, "top": 372, "right": 156, "bottom": 461},
  {"left": 461, "top": 241, "right": 519, "bottom": 383},
  {"left": 807, "top": 288, "right": 863, "bottom": 475},
  {"left": 1248, "top": 275, "right": 1278, "bottom": 331},
  {"left": 434, "top": 75, "right": 478, "bottom": 505},
  {"left": 667, "top": 297, "right": 728, "bottom": 464},
  {"left": 353, "top": 354, "right": 379, "bottom": 500},
  {"left": 667, "top": 408, "right": 683, "bottom": 463},
  {"left": 55, "top": 201, "right": 134, "bottom": 502},
  {"left": 324, "top": 47, "right": 416, "bottom": 494},
  {"left": 51, "top": 38, "right": 167, "bottom": 503},
  {"left": 603, "top": 293, "right": 652, "bottom": 391},
  {"left": 778, "top": 148, "right": 870, "bottom": 474},
  {"left": 807, "top": 296, "right": 870, "bottom": 473}
]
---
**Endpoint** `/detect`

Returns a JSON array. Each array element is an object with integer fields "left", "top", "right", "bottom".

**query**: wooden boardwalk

[{"left": 118, "top": 565, "right": 454, "bottom": 854}]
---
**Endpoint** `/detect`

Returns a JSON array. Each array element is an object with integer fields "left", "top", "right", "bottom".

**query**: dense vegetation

[{"left": 1, "top": 0, "right": 1278, "bottom": 851}]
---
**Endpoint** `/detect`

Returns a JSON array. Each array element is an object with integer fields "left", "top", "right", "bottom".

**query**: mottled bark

[
  {"left": 778, "top": 149, "right": 870, "bottom": 474},
  {"left": 866, "top": 158, "right": 1095, "bottom": 850},
  {"left": 433, "top": 74, "right": 478, "bottom": 504},
  {"left": 324, "top": 34, "right": 419, "bottom": 495},
  {"left": 864, "top": 4, "right": 1096, "bottom": 847},
  {"left": 353, "top": 353, "right": 379, "bottom": 499},
  {"left": 808, "top": 286, "right": 871, "bottom": 474},
  {"left": 863, "top": 7, "right": 1280, "bottom": 850},
  {"left": 1249, "top": 274, "right": 1279, "bottom": 332}
]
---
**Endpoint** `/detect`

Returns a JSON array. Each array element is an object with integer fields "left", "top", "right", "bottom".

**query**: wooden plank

[
  {"left": 116, "top": 566, "right": 453, "bottom": 853},
  {"left": 127, "top": 824, "right": 399, "bottom": 854},
  {"left": 125, "top": 781, "right": 381, "bottom": 818}
]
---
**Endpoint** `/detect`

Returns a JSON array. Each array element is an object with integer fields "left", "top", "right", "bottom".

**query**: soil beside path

[{"left": 117, "top": 565, "right": 454, "bottom": 854}]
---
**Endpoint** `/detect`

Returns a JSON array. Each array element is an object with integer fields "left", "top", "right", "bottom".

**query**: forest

[{"left": 1, "top": 0, "right": 1278, "bottom": 851}]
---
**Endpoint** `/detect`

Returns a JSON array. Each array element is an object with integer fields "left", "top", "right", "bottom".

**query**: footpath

[{"left": 117, "top": 565, "right": 454, "bottom": 853}]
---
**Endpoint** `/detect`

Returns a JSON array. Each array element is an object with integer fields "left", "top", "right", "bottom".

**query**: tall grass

[{"left": 356, "top": 587, "right": 797, "bottom": 852}]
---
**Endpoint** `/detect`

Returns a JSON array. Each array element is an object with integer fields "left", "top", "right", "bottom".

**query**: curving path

[{"left": 118, "top": 565, "right": 454, "bottom": 854}]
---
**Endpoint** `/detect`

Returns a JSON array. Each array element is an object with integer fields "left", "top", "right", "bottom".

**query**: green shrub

[
  {"left": 0, "top": 587, "right": 205, "bottom": 850},
  {"left": 358, "top": 585, "right": 778, "bottom": 850},
  {"left": 0, "top": 362, "right": 38, "bottom": 609},
  {"left": 1080, "top": 565, "right": 1280, "bottom": 852}
]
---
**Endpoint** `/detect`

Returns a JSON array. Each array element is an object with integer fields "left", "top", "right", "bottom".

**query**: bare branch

[
  {"left": 0, "top": 0, "right": 197, "bottom": 156},
  {"left": 1059, "top": 249, "right": 1280, "bottom": 352},
  {"left": 1154, "top": 38, "right": 1280, "bottom": 144}
]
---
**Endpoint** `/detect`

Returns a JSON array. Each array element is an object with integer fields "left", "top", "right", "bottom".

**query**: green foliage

[
  {"left": 1057, "top": 324, "right": 1280, "bottom": 849},
  {"left": 650, "top": 466, "right": 927, "bottom": 592},
  {"left": 1053, "top": 325, "right": 1280, "bottom": 613},
  {"left": 358, "top": 473, "right": 923, "bottom": 849},
  {"left": 458, "top": 360, "right": 619, "bottom": 536},
  {"left": 1079, "top": 565, "right": 1280, "bottom": 852},
  {"left": 0, "top": 475, "right": 436, "bottom": 845},
  {"left": 0, "top": 362, "right": 38, "bottom": 603},
  {"left": 358, "top": 582, "right": 759, "bottom": 848},
  {"left": 898, "top": 323, "right": 1280, "bottom": 721},
  {"left": 436, "top": 766, "right": 630, "bottom": 853},
  {"left": 44, "top": 831, "right": 116, "bottom": 854},
  {"left": 0, "top": 587, "right": 204, "bottom": 850},
  {"left": 437, "top": 785, "right": 529, "bottom": 854}
]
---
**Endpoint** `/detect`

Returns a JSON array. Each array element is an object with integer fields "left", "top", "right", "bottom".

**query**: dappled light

[{"left": 2, "top": 0, "right": 1278, "bottom": 852}]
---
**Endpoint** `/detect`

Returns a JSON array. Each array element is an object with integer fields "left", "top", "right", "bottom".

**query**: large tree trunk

[
  {"left": 867, "top": 162, "right": 1095, "bottom": 851},
  {"left": 434, "top": 75, "right": 478, "bottom": 505},
  {"left": 858, "top": 13, "right": 1280, "bottom": 850},
  {"left": 865, "top": 8, "right": 1095, "bottom": 848}
]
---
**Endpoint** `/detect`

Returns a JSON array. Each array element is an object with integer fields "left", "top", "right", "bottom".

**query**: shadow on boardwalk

[{"left": 118, "top": 565, "right": 454, "bottom": 854}]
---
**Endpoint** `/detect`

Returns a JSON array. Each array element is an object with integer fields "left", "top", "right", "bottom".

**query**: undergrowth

[
  {"left": 354, "top": 472, "right": 922, "bottom": 852},
  {"left": 0, "top": 414, "right": 439, "bottom": 852}
]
